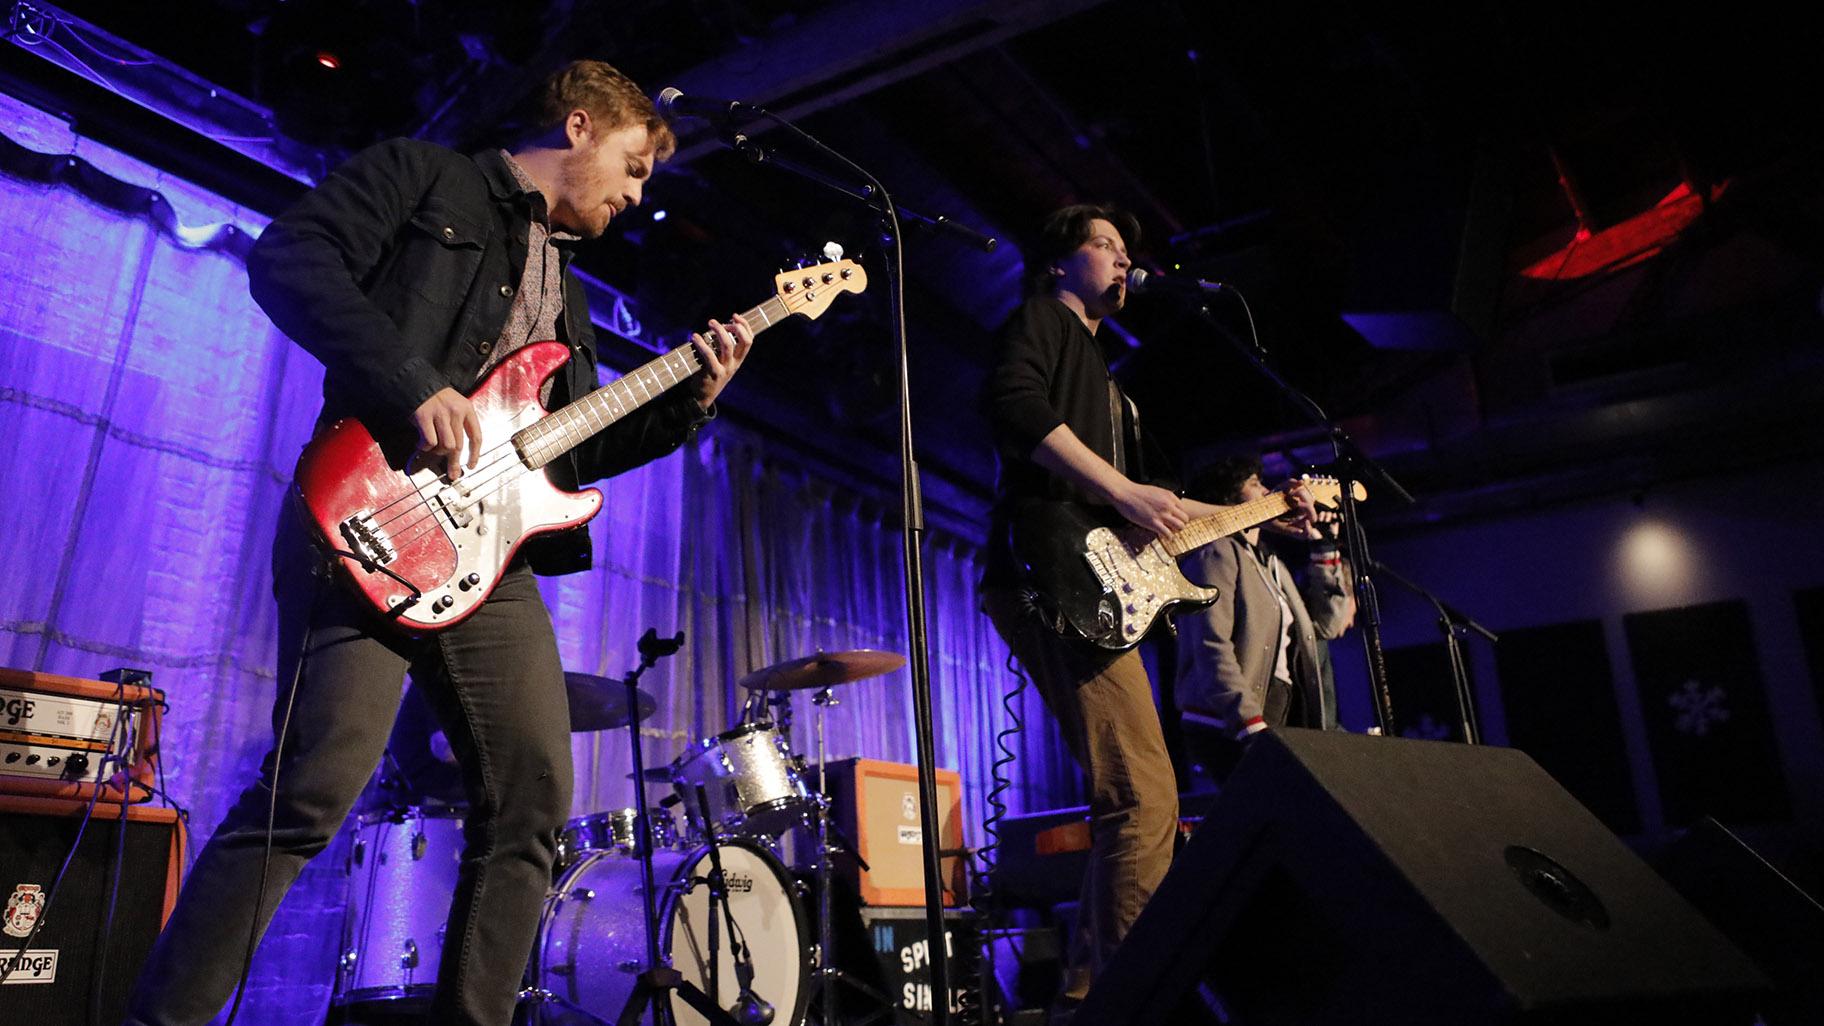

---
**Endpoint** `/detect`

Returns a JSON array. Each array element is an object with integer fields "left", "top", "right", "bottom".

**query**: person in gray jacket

[{"left": 1174, "top": 455, "right": 1350, "bottom": 783}]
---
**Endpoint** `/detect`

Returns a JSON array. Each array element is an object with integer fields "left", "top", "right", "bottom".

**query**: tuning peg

[{"left": 821, "top": 241, "right": 844, "bottom": 262}]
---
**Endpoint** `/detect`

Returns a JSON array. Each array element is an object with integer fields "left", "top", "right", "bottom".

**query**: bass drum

[{"left": 534, "top": 841, "right": 810, "bottom": 1026}]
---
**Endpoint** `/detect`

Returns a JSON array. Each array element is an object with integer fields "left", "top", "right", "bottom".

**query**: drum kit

[{"left": 330, "top": 641, "right": 907, "bottom": 1026}]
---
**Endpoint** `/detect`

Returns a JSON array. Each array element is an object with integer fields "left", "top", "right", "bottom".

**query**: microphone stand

[
  {"left": 606, "top": 629, "right": 740, "bottom": 1026},
  {"left": 723, "top": 131, "right": 999, "bottom": 253},
  {"left": 1189, "top": 300, "right": 1411, "bottom": 735},
  {"left": 708, "top": 112, "right": 997, "bottom": 1026},
  {"left": 1366, "top": 559, "right": 1500, "bottom": 744}
]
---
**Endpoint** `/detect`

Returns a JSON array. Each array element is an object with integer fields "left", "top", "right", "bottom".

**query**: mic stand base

[
  {"left": 615, "top": 967, "right": 742, "bottom": 1026},
  {"left": 816, "top": 966, "right": 923, "bottom": 1026}
]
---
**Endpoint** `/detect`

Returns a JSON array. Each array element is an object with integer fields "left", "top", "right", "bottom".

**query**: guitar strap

[{"left": 1108, "top": 378, "right": 1128, "bottom": 476}]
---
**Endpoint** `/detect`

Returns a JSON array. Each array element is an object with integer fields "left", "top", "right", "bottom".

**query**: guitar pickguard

[{"left": 1082, "top": 526, "right": 1220, "bottom": 646}]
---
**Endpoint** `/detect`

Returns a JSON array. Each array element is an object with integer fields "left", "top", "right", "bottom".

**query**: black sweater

[{"left": 982, "top": 296, "right": 1170, "bottom": 586}]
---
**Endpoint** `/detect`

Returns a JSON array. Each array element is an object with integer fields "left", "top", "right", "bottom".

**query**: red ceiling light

[
  {"left": 315, "top": 51, "right": 341, "bottom": 70},
  {"left": 1522, "top": 180, "right": 1728, "bottom": 281}
]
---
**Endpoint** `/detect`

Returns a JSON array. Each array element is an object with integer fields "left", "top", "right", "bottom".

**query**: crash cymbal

[
  {"left": 626, "top": 766, "right": 677, "bottom": 784},
  {"left": 563, "top": 672, "right": 657, "bottom": 732},
  {"left": 738, "top": 650, "right": 907, "bottom": 692}
]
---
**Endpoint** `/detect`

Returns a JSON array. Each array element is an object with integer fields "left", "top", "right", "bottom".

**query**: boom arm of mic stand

[
  {"left": 1365, "top": 559, "right": 1499, "bottom": 744},
  {"left": 1369, "top": 560, "right": 1501, "bottom": 643},
  {"left": 720, "top": 128, "right": 997, "bottom": 253}
]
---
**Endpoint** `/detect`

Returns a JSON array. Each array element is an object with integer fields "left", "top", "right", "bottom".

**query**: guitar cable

[
  {"left": 963, "top": 651, "right": 1030, "bottom": 1021},
  {"left": 221, "top": 568, "right": 323, "bottom": 1026},
  {"left": 90, "top": 682, "right": 137, "bottom": 1026}
]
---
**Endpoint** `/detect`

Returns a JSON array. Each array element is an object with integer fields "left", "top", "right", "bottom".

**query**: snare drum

[
  {"left": 534, "top": 840, "right": 811, "bottom": 1026},
  {"left": 333, "top": 806, "right": 466, "bottom": 1014},
  {"left": 555, "top": 806, "right": 681, "bottom": 872},
  {"left": 670, "top": 721, "right": 813, "bottom": 838}
]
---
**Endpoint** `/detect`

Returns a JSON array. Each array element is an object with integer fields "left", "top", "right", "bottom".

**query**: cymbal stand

[
  {"left": 802, "top": 688, "right": 896, "bottom": 1026},
  {"left": 813, "top": 685, "right": 839, "bottom": 1026}
]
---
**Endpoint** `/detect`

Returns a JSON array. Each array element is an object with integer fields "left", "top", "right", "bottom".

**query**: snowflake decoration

[
  {"left": 1669, "top": 679, "right": 1730, "bottom": 737},
  {"left": 1400, "top": 714, "right": 1452, "bottom": 741}
]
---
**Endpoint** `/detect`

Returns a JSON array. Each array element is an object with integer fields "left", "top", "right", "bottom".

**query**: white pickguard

[
  {"left": 381, "top": 404, "right": 600, "bottom": 628},
  {"left": 1082, "top": 525, "right": 1221, "bottom": 643}
]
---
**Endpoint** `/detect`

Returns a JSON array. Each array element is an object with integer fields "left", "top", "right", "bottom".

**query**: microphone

[
  {"left": 732, "top": 988, "right": 775, "bottom": 1025},
  {"left": 656, "top": 87, "right": 763, "bottom": 124},
  {"left": 1126, "top": 267, "right": 1225, "bottom": 298}
]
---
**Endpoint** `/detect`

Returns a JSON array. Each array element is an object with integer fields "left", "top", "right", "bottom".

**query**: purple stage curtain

[{"left": 0, "top": 94, "right": 1079, "bottom": 1023}]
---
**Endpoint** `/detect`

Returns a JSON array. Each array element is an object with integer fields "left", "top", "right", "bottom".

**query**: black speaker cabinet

[
  {"left": 1077, "top": 729, "right": 1768, "bottom": 1025},
  {"left": 0, "top": 795, "right": 185, "bottom": 1026},
  {"left": 1654, "top": 817, "right": 1824, "bottom": 1026}
]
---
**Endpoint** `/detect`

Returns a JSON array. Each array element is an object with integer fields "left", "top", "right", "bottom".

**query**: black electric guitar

[{"left": 1010, "top": 477, "right": 1365, "bottom": 650}]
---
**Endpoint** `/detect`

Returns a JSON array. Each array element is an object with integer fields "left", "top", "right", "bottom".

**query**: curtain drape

[{"left": 0, "top": 93, "right": 1079, "bottom": 1023}]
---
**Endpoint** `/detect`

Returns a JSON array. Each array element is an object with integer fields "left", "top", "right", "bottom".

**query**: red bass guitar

[{"left": 293, "top": 257, "right": 867, "bottom": 631}]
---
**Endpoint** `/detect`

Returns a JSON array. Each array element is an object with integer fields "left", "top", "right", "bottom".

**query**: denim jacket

[{"left": 247, "top": 138, "right": 707, "bottom": 575}]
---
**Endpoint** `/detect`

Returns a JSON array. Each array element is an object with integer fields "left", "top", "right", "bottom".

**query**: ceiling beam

[{"left": 664, "top": 0, "right": 1113, "bottom": 162}]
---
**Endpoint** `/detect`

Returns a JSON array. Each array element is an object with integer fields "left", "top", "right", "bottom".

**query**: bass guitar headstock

[{"left": 775, "top": 246, "right": 867, "bottom": 321}]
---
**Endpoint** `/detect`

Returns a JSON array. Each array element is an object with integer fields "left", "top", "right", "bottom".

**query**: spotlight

[
  {"left": 651, "top": 209, "right": 667, "bottom": 222},
  {"left": 315, "top": 51, "right": 341, "bottom": 70}
]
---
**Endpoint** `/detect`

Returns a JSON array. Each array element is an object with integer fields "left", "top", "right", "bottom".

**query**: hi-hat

[
  {"left": 737, "top": 650, "right": 906, "bottom": 692},
  {"left": 564, "top": 672, "right": 657, "bottom": 732}
]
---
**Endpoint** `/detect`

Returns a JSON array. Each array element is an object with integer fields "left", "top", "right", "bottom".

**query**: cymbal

[
  {"left": 738, "top": 650, "right": 907, "bottom": 692},
  {"left": 626, "top": 766, "right": 677, "bottom": 784},
  {"left": 563, "top": 672, "right": 657, "bottom": 732}
]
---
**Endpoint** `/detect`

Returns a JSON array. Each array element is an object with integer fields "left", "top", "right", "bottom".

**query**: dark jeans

[{"left": 125, "top": 501, "right": 573, "bottom": 1026}]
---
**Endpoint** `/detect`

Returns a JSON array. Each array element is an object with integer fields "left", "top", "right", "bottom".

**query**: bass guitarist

[{"left": 126, "top": 61, "right": 750, "bottom": 1026}]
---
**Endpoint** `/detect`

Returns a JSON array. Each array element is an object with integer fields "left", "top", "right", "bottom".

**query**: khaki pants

[{"left": 982, "top": 588, "right": 1179, "bottom": 1000}]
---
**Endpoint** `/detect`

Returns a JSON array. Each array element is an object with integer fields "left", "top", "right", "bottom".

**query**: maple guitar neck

[
  {"left": 1160, "top": 491, "right": 1301, "bottom": 557},
  {"left": 513, "top": 294, "right": 789, "bottom": 470}
]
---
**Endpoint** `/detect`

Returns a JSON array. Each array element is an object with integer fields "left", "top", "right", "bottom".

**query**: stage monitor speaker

[
  {"left": 1076, "top": 729, "right": 1768, "bottom": 1026},
  {"left": 0, "top": 795, "right": 185, "bottom": 1026},
  {"left": 1653, "top": 817, "right": 1824, "bottom": 1026}
]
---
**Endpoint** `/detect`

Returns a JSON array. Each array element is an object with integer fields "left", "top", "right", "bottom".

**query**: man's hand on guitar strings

[
  {"left": 690, "top": 313, "right": 754, "bottom": 409},
  {"left": 1264, "top": 480, "right": 1321, "bottom": 539},
  {"left": 413, "top": 386, "right": 483, "bottom": 481},
  {"left": 1111, "top": 480, "right": 1189, "bottom": 539}
]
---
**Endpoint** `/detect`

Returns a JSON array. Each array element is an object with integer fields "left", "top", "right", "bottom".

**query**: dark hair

[
  {"left": 1185, "top": 455, "right": 1264, "bottom": 505},
  {"left": 535, "top": 60, "right": 677, "bottom": 161},
  {"left": 1024, "top": 203, "right": 1140, "bottom": 294}
]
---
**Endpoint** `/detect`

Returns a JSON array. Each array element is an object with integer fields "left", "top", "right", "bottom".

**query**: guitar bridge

[{"left": 338, "top": 512, "right": 397, "bottom": 568}]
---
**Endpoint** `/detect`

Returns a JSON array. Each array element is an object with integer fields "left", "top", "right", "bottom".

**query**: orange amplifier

[
  {"left": 0, "top": 668, "right": 164, "bottom": 802},
  {"left": 823, "top": 757, "right": 967, "bottom": 907}
]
